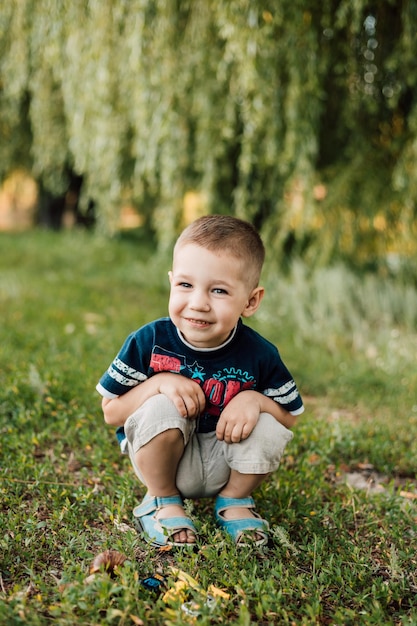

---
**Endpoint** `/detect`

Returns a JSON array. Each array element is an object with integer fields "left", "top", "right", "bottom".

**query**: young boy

[{"left": 97, "top": 215, "right": 304, "bottom": 547}]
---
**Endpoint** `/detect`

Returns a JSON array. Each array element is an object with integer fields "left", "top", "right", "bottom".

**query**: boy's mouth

[{"left": 185, "top": 318, "right": 211, "bottom": 327}]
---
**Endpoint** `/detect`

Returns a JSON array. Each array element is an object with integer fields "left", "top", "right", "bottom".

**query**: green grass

[{"left": 1, "top": 229, "right": 416, "bottom": 625}]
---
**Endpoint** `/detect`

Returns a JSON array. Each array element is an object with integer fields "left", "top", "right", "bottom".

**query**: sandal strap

[
  {"left": 133, "top": 494, "right": 183, "bottom": 518},
  {"left": 158, "top": 516, "right": 197, "bottom": 534},
  {"left": 215, "top": 495, "right": 255, "bottom": 517},
  {"left": 219, "top": 517, "right": 269, "bottom": 546},
  {"left": 214, "top": 495, "right": 269, "bottom": 546}
]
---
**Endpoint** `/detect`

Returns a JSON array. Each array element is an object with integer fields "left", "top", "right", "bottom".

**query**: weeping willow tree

[{"left": 0, "top": 0, "right": 416, "bottom": 268}]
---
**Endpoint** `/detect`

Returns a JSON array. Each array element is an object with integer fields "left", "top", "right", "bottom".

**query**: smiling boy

[{"left": 97, "top": 215, "right": 304, "bottom": 547}]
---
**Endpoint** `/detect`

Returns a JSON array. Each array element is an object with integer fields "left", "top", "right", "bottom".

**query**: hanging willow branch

[{"left": 0, "top": 0, "right": 416, "bottom": 267}]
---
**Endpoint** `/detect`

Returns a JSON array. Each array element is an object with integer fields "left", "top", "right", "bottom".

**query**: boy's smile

[{"left": 168, "top": 243, "right": 264, "bottom": 349}]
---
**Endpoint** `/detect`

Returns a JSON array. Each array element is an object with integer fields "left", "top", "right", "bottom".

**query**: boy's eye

[
  {"left": 213, "top": 288, "right": 228, "bottom": 295},
  {"left": 179, "top": 282, "right": 192, "bottom": 288}
]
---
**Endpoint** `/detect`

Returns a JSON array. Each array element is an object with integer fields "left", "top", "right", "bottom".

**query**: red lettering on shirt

[
  {"left": 203, "top": 378, "right": 224, "bottom": 405},
  {"left": 150, "top": 353, "right": 181, "bottom": 373}
]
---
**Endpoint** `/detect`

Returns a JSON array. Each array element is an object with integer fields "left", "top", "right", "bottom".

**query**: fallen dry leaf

[
  {"left": 399, "top": 490, "right": 417, "bottom": 500},
  {"left": 89, "top": 550, "right": 128, "bottom": 577}
]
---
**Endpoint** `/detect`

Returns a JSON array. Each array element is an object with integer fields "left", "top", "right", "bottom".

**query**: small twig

[
  {"left": 312, "top": 535, "right": 317, "bottom": 576},
  {"left": 351, "top": 492, "right": 358, "bottom": 534},
  {"left": 1, "top": 476, "right": 79, "bottom": 488},
  {"left": 0, "top": 573, "right": 6, "bottom": 594}
]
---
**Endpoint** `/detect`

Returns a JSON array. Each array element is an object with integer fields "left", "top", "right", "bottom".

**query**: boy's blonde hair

[{"left": 175, "top": 215, "right": 265, "bottom": 288}]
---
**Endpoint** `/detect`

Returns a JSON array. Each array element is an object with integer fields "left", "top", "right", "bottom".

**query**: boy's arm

[
  {"left": 216, "top": 390, "right": 297, "bottom": 444},
  {"left": 257, "top": 394, "right": 297, "bottom": 429},
  {"left": 101, "top": 372, "right": 206, "bottom": 426}
]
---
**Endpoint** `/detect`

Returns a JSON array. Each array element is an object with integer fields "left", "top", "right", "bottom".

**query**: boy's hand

[
  {"left": 156, "top": 373, "right": 206, "bottom": 419},
  {"left": 215, "top": 391, "right": 262, "bottom": 443},
  {"left": 101, "top": 372, "right": 205, "bottom": 425}
]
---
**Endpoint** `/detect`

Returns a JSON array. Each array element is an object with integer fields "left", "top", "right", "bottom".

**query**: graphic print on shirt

[
  {"left": 203, "top": 367, "right": 255, "bottom": 421},
  {"left": 150, "top": 345, "right": 256, "bottom": 420}
]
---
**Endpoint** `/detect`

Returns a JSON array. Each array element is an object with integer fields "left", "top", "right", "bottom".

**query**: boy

[{"left": 97, "top": 215, "right": 304, "bottom": 547}]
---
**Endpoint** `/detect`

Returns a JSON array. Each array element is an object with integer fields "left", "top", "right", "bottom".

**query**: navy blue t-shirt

[{"left": 97, "top": 317, "right": 304, "bottom": 433}]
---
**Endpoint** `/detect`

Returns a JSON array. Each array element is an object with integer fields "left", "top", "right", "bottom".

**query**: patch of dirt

[{"left": 333, "top": 463, "right": 417, "bottom": 500}]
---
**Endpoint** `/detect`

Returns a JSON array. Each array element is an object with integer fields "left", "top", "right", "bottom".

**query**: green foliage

[
  {"left": 1, "top": 230, "right": 417, "bottom": 624},
  {"left": 1, "top": 1, "right": 416, "bottom": 269}
]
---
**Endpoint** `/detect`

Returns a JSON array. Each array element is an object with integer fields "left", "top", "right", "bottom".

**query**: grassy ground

[{"left": 1, "top": 230, "right": 416, "bottom": 625}]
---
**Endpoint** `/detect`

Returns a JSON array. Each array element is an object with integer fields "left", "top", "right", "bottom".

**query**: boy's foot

[
  {"left": 133, "top": 494, "right": 197, "bottom": 547},
  {"left": 214, "top": 495, "right": 269, "bottom": 546},
  {"left": 155, "top": 500, "right": 196, "bottom": 544},
  {"left": 220, "top": 507, "right": 266, "bottom": 544}
]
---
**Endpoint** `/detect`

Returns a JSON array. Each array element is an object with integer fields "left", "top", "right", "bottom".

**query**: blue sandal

[
  {"left": 133, "top": 494, "right": 197, "bottom": 547},
  {"left": 214, "top": 495, "right": 269, "bottom": 547}
]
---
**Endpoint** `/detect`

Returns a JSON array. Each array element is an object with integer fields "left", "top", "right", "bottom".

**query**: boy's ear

[
  {"left": 241, "top": 286, "right": 265, "bottom": 318},
  {"left": 168, "top": 271, "right": 173, "bottom": 284}
]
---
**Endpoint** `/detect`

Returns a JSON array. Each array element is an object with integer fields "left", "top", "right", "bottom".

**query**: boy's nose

[{"left": 189, "top": 290, "right": 210, "bottom": 311}]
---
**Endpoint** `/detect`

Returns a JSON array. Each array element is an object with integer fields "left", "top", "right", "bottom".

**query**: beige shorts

[{"left": 124, "top": 394, "right": 294, "bottom": 499}]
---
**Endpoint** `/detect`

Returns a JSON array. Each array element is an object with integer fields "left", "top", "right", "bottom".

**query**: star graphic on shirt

[{"left": 188, "top": 362, "right": 205, "bottom": 382}]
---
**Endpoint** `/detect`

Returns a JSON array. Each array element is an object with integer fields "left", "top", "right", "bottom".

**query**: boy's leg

[
  {"left": 135, "top": 427, "right": 184, "bottom": 495},
  {"left": 135, "top": 428, "right": 195, "bottom": 544},
  {"left": 220, "top": 470, "right": 267, "bottom": 496},
  {"left": 216, "top": 413, "right": 293, "bottom": 541},
  {"left": 124, "top": 394, "right": 198, "bottom": 544},
  {"left": 221, "top": 411, "right": 293, "bottom": 492},
  {"left": 216, "top": 471, "right": 269, "bottom": 543}
]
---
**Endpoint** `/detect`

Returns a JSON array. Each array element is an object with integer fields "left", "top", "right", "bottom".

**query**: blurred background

[{"left": 1, "top": 0, "right": 416, "bottom": 278}]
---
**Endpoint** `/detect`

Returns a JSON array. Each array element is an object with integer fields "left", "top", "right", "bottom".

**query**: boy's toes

[{"left": 172, "top": 528, "right": 197, "bottom": 544}]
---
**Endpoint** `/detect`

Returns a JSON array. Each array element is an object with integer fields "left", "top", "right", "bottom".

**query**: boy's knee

[
  {"left": 252, "top": 413, "right": 293, "bottom": 443},
  {"left": 136, "top": 393, "right": 182, "bottom": 417},
  {"left": 125, "top": 394, "right": 195, "bottom": 454},
  {"left": 224, "top": 413, "right": 294, "bottom": 474}
]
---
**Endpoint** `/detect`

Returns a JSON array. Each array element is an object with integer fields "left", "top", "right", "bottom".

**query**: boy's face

[{"left": 168, "top": 243, "right": 264, "bottom": 349}]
